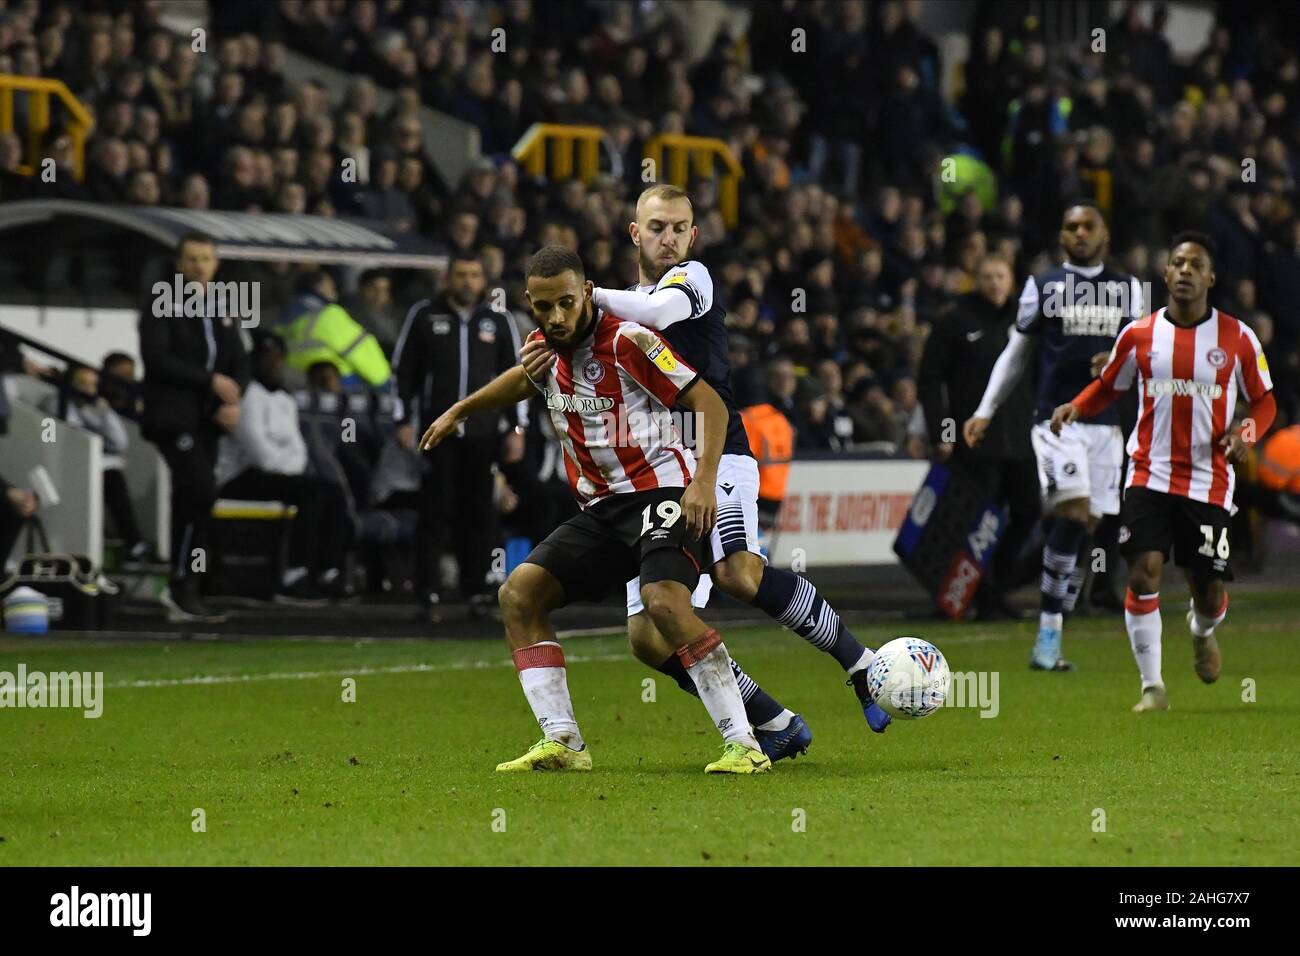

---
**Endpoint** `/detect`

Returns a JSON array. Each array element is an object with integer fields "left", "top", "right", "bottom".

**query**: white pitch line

[
  {"left": 19, "top": 620, "right": 1030, "bottom": 692},
  {"left": 103, "top": 651, "right": 631, "bottom": 690}
]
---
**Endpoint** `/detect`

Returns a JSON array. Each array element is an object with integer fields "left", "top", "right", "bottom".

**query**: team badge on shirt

[
  {"left": 582, "top": 358, "right": 605, "bottom": 384},
  {"left": 478, "top": 318, "right": 496, "bottom": 343},
  {"left": 1206, "top": 347, "right": 1228, "bottom": 369}
]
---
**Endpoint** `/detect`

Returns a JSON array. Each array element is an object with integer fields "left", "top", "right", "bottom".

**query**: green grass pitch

[{"left": 1, "top": 591, "right": 1296, "bottom": 866}]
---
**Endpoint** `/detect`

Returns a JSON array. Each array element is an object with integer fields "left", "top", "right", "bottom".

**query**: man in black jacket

[
  {"left": 140, "top": 232, "right": 250, "bottom": 623},
  {"left": 392, "top": 252, "right": 524, "bottom": 616},
  {"left": 918, "top": 254, "right": 1038, "bottom": 619}
]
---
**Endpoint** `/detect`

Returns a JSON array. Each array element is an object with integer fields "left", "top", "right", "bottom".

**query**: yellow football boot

[
  {"left": 704, "top": 742, "right": 772, "bottom": 774},
  {"left": 495, "top": 737, "right": 592, "bottom": 773}
]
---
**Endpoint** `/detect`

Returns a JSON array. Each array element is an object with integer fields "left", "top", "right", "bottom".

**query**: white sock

[
  {"left": 847, "top": 646, "right": 875, "bottom": 676},
  {"left": 513, "top": 642, "right": 583, "bottom": 748},
  {"left": 282, "top": 566, "right": 308, "bottom": 588},
  {"left": 757, "top": 708, "right": 795, "bottom": 732},
  {"left": 1039, "top": 611, "right": 1064, "bottom": 632},
  {"left": 1189, "top": 595, "right": 1228, "bottom": 637},
  {"left": 679, "top": 629, "right": 759, "bottom": 749},
  {"left": 1124, "top": 590, "right": 1163, "bottom": 689}
]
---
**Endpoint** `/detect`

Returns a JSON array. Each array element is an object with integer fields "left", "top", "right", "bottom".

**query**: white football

[{"left": 865, "top": 637, "right": 950, "bottom": 719}]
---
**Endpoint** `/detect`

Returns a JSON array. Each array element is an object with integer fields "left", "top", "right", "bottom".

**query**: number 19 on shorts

[{"left": 642, "top": 500, "right": 682, "bottom": 537}]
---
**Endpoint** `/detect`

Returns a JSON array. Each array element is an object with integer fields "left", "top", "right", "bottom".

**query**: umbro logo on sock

[{"left": 718, "top": 718, "right": 733, "bottom": 733}]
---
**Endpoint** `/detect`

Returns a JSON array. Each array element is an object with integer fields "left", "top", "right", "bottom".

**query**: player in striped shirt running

[{"left": 1051, "top": 232, "right": 1277, "bottom": 712}]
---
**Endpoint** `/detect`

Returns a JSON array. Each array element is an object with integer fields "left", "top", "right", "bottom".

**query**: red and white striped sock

[
  {"left": 1124, "top": 589, "right": 1163, "bottom": 689},
  {"left": 513, "top": 641, "right": 583, "bottom": 749},
  {"left": 1190, "top": 593, "right": 1229, "bottom": 638},
  {"left": 677, "top": 629, "right": 759, "bottom": 750}
]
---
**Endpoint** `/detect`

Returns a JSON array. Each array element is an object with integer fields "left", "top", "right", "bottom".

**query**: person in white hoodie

[{"left": 215, "top": 332, "right": 351, "bottom": 601}]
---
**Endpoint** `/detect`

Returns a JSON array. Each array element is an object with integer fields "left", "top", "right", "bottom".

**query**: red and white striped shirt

[
  {"left": 1090, "top": 308, "right": 1273, "bottom": 510},
  {"left": 527, "top": 311, "right": 700, "bottom": 509}
]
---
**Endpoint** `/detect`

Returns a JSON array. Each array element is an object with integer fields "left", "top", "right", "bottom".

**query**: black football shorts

[
  {"left": 1119, "top": 486, "right": 1234, "bottom": 581},
  {"left": 523, "top": 486, "right": 709, "bottom": 605}
]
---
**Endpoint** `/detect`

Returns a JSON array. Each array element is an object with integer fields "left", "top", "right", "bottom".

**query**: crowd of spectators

[{"left": 0, "top": 0, "right": 1298, "bottom": 459}]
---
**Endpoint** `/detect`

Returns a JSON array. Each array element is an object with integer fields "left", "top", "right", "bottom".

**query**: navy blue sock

[
  {"left": 1061, "top": 533, "right": 1093, "bottom": 616},
  {"left": 1041, "top": 517, "right": 1088, "bottom": 615},
  {"left": 656, "top": 654, "right": 783, "bottom": 727},
  {"left": 752, "top": 566, "right": 867, "bottom": 671}
]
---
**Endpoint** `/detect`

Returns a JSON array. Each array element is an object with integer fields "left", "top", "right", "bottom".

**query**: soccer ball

[{"left": 865, "top": 637, "right": 951, "bottom": 719}]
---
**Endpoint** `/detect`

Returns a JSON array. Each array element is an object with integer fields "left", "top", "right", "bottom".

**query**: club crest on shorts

[
  {"left": 582, "top": 358, "right": 605, "bottom": 384},
  {"left": 1206, "top": 347, "right": 1228, "bottom": 369}
]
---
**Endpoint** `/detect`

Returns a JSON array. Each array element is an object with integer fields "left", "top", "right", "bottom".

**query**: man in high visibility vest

[
  {"left": 1258, "top": 425, "right": 1300, "bottom": 493},
  {"left": 279, "top": 270, "right": 393, "bottom": 389},
  {"left": 740, "top": 401, "right": 794, "bottom": 544}
]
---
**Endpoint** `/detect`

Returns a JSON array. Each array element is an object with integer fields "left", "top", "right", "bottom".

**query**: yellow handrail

[
  {"left": 0, "top": 74, "right": 94, "bottom": 182},
  {"left": 644, "top": 134, "right": 743, "bottom": 228},
  {"left": 511, "top": 123, "right": 604, "bottom": 183},
  {"left": 510, "top": 125, "right": 745, "bottom": 229}
]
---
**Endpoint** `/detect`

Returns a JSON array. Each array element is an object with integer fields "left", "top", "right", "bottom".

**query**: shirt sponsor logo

[
  {"left": 1146, "top": 378, "right": 1223, "bottom": 399},
  {"left": 431, "top": 318, "right": 451, "bottom": 335},
  {"left": 1060, "top": 308, "right": 1124, "bottom": 336},
  {"left": 546, "top": 391, "right": 615, "bottom": 414},
  {"left": 1040, "top": 275, "right": 1142, "bottom": 333}
]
